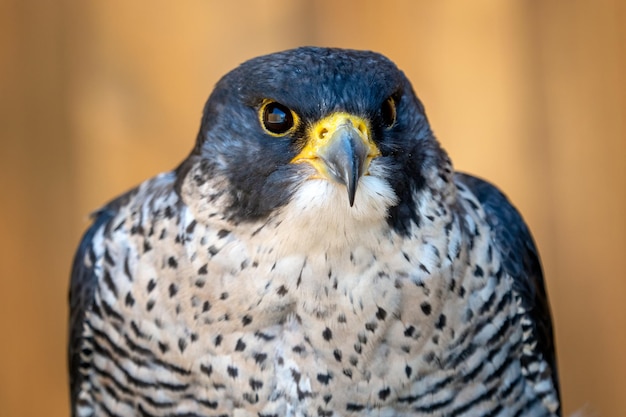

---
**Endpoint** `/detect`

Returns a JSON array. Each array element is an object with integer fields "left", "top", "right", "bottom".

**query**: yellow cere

[{"left": 291, "top": 112, "right": 381, "bottom": 175}]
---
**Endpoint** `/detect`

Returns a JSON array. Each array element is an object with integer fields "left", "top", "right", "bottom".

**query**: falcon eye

[
  {"left": 260, "top": 101, "right": 296, "bottom": 136},
  {"left": 381, "top": 96, "right": 397, "bottom": 128}
]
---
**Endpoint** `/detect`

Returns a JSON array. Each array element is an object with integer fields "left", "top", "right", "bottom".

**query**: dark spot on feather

[
  {"left": 123, "top": 256, "right": 133, "bottom": 280},
  {"left": 378, "top": 387, "right": 391, "bottom": 401},
  {"left": 104, "top": 248, "right": 115, "bottom": 266},
  {"left": 322, "top": 327, "right": 333, "bottom": 341},
  {"left": 435, "top": 314, "right": 447, "bottom": 329},
  {"left": 185, "top": 220, "right": 197, "bottom": 234},
  {"left": 318, "top": 408, "right": 333, "bottom": 417},
  {"left": 254, "top": 353, "right": 267, "bottom": 365},
  {"left": 112, "top": 220, "right": 125, "bottom": 232},
  {"left": 235, "top": 338, "right": 246, "bottom": 352},
  {"left": 125, "top": 292, "right": 135, "bottom": 307},
  {"left": 346, "top": 403, "right": 365, "bottom": 412},
  {"left": 227, "top": 366, "right": 238, "bottom": 378},
  {"left": 249, "top": 378, "right": 263, "bottom": 391},
  {"left": 365, "top": 322, "right": 377, "bottom": 333},
  {"left": 290, "top": 368, "right": 301, "bottom": 383},
  {"left": 251, "top": 223, "right": 265, "bottom": 237},
  {"left": 277, "top": 285, "right": 288, "bottom": 296},
  {"left": 317, "top": 373, "right": 332, "bottom": 385},
  {"left": 168, "top": 283, "right": 178, "bottom": 298},
  {"left": 130, "top": 321, "right": 147, "bottom": 339},
  {"left": 254, "top": 331, "right": 276, "bottom": 341},
  {"left": 103, "top": 271, "right": 117, "bottom": 297},
  {"left": 458, "top": 286, "right": 466, "bottom": 298},
  {"left": 200, "top": 363, "right": 212, "bottom": 376}
]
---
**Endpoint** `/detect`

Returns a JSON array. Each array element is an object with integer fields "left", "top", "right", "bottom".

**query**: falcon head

[{"left": 178, "top": 47, "right": 450, "bottom": 237}]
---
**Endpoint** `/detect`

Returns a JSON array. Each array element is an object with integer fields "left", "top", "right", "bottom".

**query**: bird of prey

[{"left": 69, "top": 47, "right": 560, "bottom": 417}]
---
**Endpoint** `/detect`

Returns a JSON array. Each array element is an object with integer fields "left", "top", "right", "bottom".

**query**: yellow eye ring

[{"left": 259, "top": 100, "right": 299, "bottom": 136}]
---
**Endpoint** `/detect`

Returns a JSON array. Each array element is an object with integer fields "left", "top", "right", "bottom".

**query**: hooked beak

[{"left": 291, "top": 113, "right": 380, "bottom": 206}]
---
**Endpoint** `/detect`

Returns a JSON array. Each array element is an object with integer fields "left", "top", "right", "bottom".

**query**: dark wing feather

[
  {"left": 68, "top": 192, "right": 133, "bottom": 411},
  {"left": 455, "top": 173, "right": 560, "bottom": 406}
]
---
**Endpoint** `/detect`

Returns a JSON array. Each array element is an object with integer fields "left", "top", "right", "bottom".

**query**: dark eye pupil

[
  {"left": 381, "top": 97, "right": 396, "bottom": 127},
  {"left": 263, "top": 102, "right": 294, "bottom": 134}
]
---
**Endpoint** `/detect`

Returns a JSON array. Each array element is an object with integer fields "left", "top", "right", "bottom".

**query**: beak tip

[
  {"left": 347, "top": 169, "right": 358, "bottom": 207},
  {"left": 348, "top": 193, "right": 356, "bottom": 207}
]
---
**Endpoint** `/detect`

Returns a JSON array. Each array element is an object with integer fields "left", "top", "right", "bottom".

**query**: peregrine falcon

[{"left": 69, "top": 47, "right": 560, "bottom": 416}]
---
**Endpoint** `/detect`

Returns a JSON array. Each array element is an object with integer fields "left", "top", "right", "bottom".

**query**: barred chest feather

[{"left": 77, "top": 172, "right": 554, "bottom": 417}]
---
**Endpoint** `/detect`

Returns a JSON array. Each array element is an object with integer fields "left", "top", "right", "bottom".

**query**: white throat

[{"left": 254, "top": 172, "right": 398, "bottom": 256}]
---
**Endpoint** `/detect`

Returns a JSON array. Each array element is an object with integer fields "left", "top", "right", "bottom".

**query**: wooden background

[{"left": 1, "top": 1, "right": 624, "bottom": 416}]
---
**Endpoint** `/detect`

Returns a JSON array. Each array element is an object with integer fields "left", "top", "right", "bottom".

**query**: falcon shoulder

[
  {"left": 454, "top": 172, "right": 561, "bottom": 410},
  {"left": 68, "top": 189, "right": 137, "bottom": 410}
]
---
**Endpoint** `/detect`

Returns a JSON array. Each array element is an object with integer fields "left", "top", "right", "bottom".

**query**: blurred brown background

[{"left": 1, "top": 1, "right": 624, "bottom": 416}]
